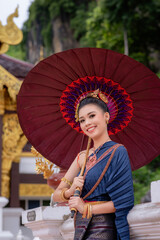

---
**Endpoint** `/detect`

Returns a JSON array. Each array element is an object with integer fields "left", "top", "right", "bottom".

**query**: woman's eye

[
  {"left": 89, "top": 114, "right": 95, "bottom": 118},
  {"left": 79, "top": 119, "right": 85, "bottom": 124}
]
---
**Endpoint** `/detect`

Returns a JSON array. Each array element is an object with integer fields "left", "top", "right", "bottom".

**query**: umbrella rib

[
  {"left": 19, "top": 94, "right": 60, "bottom": 98},
  {"left": 125, "top": 73, "right": 157, "bottom": 90},
  {"left": 128, "top": 121, "right": 159, "bottom": 150},
  {"left": 63, "top": 133, "right": 83, "bottom": 164},
  {"left": 135, "top": 106, "right": 160, "bottom": 112},
  {"left": 49, "top": 130, "right": 79, "bottom": 163},
  {"left": 133, "top": 98, "right": 160, "bottom": 103},
  {"left": 110, "top": 55, "right": 126, "bottom": 79},
  {"left": 71, "top": 49, "right": 88, "bottom": 76},
  {"left": 129, "top": 86, "right": 160, "bottom": 95},
  {"left": 21, "top": 103, "right": 59, "bottom": 110},
  {"left": 133, "top": 113, "right": 160, "bottom": 127},
  {"left": 117, "top": 63, "right": 141, "bottom": 85},
  {"left": 24, "top": 82, "right": 67, "bottom": 92},
  {"left": 56, "top": 53, "right": 84, "bottom": 78},
  {"left": 37, "top": 124, "right": 73, "bottom": 156},
  {"left": 115, "top": 128, "right": 148, "bottom": 168},
  {"left": 103, "top": 50, "right": 108, "bottom": 77},
  {"left": 28, "top": 118, "right": 65, "bottom": 139},
  {"left": 26, "top": 110, "right": 61, "bottom": 121},
  {"left": 89, "top": 48, "right": 96, "bottom": 76},
  {"left": 33, "top": 63, "right": 73, "bottom": 84}
]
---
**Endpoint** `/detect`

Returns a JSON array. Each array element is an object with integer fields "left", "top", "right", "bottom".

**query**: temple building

[{"left": 0, "top": 8, "right": 54, "bottom": 239}]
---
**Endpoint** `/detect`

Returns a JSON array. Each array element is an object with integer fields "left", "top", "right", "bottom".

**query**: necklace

[{"left": 88, "top": 144, "right": 103, "bottom": 162}]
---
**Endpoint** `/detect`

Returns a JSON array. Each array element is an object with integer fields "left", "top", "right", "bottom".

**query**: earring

[{"left": 106, "top": 119, "right": 108, "bottom": 124}]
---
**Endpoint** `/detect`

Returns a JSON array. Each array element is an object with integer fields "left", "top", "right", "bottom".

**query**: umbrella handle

[
  {"left": 70, "top": 187, "right": 81, "bottom": 218},
  {"left": 70, "top": 137, "right": 92, "bottom": 218}
]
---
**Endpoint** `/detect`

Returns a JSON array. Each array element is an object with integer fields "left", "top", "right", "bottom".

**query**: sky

[{"left": 0, "top": 0, "right": 34, "bottom": 29}]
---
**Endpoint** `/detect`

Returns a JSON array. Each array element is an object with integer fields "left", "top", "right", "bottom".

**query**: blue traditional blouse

[{"left": 81, "top": 141, "right": 134, "bottom": 240}]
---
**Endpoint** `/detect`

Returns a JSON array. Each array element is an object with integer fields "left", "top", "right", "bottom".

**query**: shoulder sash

[{"left": 82, "top": 143, "right": 122, "bottom": 200}]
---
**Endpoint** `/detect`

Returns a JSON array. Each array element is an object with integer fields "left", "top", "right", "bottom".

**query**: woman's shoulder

[
  {"left": 102, "top": 141, "right": 127, "bottom": 153},
  {"left": 77, "top": 148, "right": 94, "bottom": 168},
  {"left": 112, "top": 143, "right": 130, "bottom": 166}
]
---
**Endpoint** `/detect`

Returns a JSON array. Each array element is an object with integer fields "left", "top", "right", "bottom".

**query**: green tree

[{"left": 100, "top": 0, "right": 160, "bottom": 68}]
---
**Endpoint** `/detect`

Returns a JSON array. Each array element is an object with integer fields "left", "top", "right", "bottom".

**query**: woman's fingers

[
  {"left": 72, "top": 176, "right": 84, "bottom": 188},
  {"left": 68, "top": 197, "right": 85, "bottom": 213}
]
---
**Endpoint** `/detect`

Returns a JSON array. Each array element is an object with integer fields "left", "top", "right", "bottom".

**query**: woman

[{"left": 53, "top": 90, "right": 134, "bottom": 240}]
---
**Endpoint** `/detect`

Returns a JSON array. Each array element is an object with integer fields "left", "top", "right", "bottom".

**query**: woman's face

[{"left": 78, "top": 104, "right": 109, "bottom": 140}]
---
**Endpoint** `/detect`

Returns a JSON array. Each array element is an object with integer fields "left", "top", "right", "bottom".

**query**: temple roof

[{"left": 0, "top": 54, "right": 33, "bottom": 80}]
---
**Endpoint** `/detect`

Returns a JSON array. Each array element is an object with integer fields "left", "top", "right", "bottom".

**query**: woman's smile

[{"left": 86, "top": 126, "right": 97, "bottom": 133}]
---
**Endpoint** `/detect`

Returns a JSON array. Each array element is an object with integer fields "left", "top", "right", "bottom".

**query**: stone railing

[
  {"left": 22, "top": 180, "right": 160, "bottom": 240},
  {"left": 22, "top": 204, "right": 74, "bottom": 240},
  {"left": 0, "top": 197, "right": 13, "bottom": 240},
  {"left": 127, "top": 180, "right": 160, "bottom": 239}
]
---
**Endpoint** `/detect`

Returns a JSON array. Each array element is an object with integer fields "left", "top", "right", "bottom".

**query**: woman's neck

[{"left": 93, "top": 134, "right": 111, "bottom": 150}]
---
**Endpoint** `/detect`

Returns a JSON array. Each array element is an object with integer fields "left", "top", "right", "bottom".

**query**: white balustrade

[
  {"left": 128, "top": 180, "right": 160, "bottom": 239},
  {"left": 0, "top": 197, "right": 13, "bottom": 240},
  {"left": 22, "top": 180, "right": 160, "bottom": 240},
  {"left": 22, "top": 205, "right": 74, "bottom": 240}
]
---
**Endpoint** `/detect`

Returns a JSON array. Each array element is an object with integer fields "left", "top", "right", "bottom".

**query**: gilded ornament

[
  {"left": 31, "top": 147, "right": 56, "bottom": 179},
  {"left": 19, "top": 184, "right": 54, "bottom": 197},
  {"left": 0, "top": 65, "right": 22, "bottom": 114},
  {"left": 0, "top": 6, "right": 23, "bottom": 54},
  {"left": 1, "top": 114, "right": 27, "bottom": 198}
]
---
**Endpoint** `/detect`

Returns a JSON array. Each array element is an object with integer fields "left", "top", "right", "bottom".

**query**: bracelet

[
  {"left": 60, "top": 188, "right": 69, "bottom": 202},
  {"left": 61, "top": 177, "right": 72, "bottom": 187},
  {"left": 82, "top": 203, "right": 92, "bottom": 219}
]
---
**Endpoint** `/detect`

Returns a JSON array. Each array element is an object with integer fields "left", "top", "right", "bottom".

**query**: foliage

[
  {"left": 81, "top": 3, "right": 123, "bottom": 52},
  {"left": 21, "top": 0, "right": 160, "bottom": 72},
  {"left": 97, "top": 0, "right": 160, "bottom": 68},
  {"left": 6, "top": 44, "right": 26, "bottom": 61},
  {"left": 133, "top": 155, "right": 160, "bottom": 204}
]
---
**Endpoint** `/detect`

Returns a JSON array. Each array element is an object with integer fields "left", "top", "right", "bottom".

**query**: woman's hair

[{"left": 78, "top": 97, "right": 109, "bottom": 114}]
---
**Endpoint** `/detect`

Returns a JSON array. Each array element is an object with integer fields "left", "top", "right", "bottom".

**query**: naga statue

[{"left": 0, "top": 6, "right": 23, "bottom": 54}]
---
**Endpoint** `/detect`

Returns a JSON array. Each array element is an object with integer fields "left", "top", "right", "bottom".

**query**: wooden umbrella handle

[{"left": 71, "top": 137, "right": 91, "bottom": 218}]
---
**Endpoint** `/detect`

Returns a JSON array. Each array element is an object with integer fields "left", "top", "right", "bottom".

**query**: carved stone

[
  {"left": 22, "top": 205, "right": 74, "bottom": 240},
  {"left": 128, "top": 202, "right": 160, "bottom": 239}
]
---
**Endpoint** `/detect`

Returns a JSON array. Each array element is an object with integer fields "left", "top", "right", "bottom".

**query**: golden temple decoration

[
  {"left": 0, "top": 65, "right": 22, "bottom": 114},
  {"left": 1, "top": 114, "right": 27, "bottom": 198},
  {"left": 19, "top": 184, "right": 54, "bottom": 197},
  {"left": 31, "top": 147, "right": 55, "bottom": 179},
  {"left": 0, "top": 6, "right": 23, "bottom": 54}
]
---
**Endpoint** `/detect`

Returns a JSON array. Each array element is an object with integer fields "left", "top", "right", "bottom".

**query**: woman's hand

[
  {"left": 68, "top": 196, "right": 85, "bottom": 214},
  {"left": 68, "top": 176, "right": 84, "bottom": 196}
]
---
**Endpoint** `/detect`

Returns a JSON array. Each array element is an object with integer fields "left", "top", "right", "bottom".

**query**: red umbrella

[{"left": 17, "top": 48, "right": 160, "bottom": 171}]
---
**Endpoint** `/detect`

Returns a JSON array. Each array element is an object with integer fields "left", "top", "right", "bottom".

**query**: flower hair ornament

[{"left": 75, "top": 89, "right": 109, "bottom": 122}]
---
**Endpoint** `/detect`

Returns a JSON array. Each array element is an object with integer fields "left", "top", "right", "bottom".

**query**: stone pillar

[
  {"left": 0, "top": 197, "right": 13, "bottom": 240},
  {"left": 128, "top": 180, "right": 160, "bottom": 239},
  {"left": 60, "top": 217, "right": 74, "bottom": 240},
  {"left": 128, "top": 202, "right": 160, "bottom": 239},
  {"left": 22, "top": 205, "right": 74, "bottom": 240},
  {"left": 3, "top": 208, "right": 23, "bottom": 239}
]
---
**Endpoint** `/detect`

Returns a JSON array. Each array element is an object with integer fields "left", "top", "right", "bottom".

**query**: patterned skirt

[{"left": 74, "top": 212, "right": 117, "bottom": 240}]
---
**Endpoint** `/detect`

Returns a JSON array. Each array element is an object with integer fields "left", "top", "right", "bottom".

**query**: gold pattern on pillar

[
  {"left": 0, "top": 65, "right": 22, "bottom": 114},
  {"left": 1, "top": 114, "right": 27, "bottom": 198},
  {"left": 20, "top": 184, "right": 54, "bottom": 197}
]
